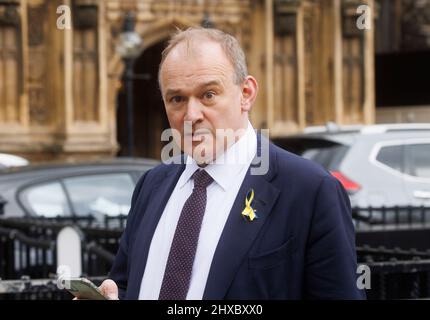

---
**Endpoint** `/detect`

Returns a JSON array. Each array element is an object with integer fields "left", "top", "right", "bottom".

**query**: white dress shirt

[{"left": 139, "top": 122, "right": 257, "bottom": 299}]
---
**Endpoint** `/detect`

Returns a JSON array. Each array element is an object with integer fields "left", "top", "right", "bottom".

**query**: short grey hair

[{"left": 158, "top": 27, "right": 248, "bottom": 88}]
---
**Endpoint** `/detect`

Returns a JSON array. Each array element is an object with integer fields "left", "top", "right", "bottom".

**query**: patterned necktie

[{"left": 158, "top": 169, "right": 214, "bottom": 300}]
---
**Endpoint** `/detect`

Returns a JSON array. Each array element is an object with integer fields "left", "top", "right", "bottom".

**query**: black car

[{"left": 0, "top": 158, "right": 158, "bottom": 223}]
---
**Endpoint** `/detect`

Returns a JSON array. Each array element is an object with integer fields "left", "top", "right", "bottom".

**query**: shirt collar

[{"left": 178, "top": 121, "right": 257, "bottom": 191}]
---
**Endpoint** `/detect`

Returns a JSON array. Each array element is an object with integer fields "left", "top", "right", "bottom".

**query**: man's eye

[
  {"left": 203, "top": 92, "right": 215, "bottom": 100},
  {"left": 170, "top": 96, "right": 183, "bottom": 104}
]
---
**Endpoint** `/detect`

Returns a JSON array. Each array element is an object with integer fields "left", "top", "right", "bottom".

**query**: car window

[
  {"left": 302, "top": 145, "right": 348, "bottom": 170},
  {"left": 375, "top": 145, "right": 404, "bottom": 173},
  {"left": 63, "top": 173, "right": 135, "bottom": 218},
  {"left": 20, "top": 182, "right": 71, "bottom": 217},
  {"left": 406, "top": 144, "right": 430, "bottom": 179}
]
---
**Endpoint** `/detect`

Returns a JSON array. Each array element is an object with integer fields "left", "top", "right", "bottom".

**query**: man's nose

[{"left": 184, "top": 98, "right": 204, "bottom": 123}]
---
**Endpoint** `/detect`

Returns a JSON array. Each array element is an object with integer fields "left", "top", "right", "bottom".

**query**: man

[{"left": 99, "top": 27, "right": 365, "bottom": 300}]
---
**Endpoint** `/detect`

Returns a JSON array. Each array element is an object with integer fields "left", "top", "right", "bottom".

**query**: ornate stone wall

[
  {"left": 402, "top": 0, "right": 430, "bottom": 50},
  {"left": 0, "top": 0, "right": 376, "bottom": 161},
  {"left": 376, "top": 0, "right": 430, "bottom": 53}
]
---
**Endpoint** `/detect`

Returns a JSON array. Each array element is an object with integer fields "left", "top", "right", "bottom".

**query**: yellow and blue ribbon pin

[{"left": 241, "top": 189, "right": 258, "bottom": 221}]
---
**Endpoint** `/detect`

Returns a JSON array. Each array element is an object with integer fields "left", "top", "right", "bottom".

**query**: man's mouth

[
  {"left": 185, "top": 130, "right": 211, "bottom": 141},
  {"left": 192, "top": 133, "right": 207, "bottom": 141}
]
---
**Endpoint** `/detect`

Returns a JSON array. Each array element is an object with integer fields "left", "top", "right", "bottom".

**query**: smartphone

[{"left": 64, "top": 278, "right": 107, "bottom": 300}]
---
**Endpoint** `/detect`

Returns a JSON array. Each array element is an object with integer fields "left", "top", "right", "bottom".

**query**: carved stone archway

[
  {"left": 108, "top": 16, "right": 197, "bottom": 80},
  {"left": 108, "top": 17, "right": 196, "bottom": 159}
]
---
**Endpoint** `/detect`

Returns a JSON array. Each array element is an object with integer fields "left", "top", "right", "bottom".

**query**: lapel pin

[{"left": 241, "top": 189, "right": 258, "bottom": 222}]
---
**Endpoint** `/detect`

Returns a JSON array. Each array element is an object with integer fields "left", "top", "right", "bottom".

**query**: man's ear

[{"left": 240, "top": 76, "right": 258, "bottom": 112}]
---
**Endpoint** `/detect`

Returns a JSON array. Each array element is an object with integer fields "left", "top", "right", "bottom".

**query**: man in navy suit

[{"left": 98, "top": 27, "right": 365, "bottom": 300}]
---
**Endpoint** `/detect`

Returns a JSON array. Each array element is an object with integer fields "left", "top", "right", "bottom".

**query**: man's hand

[
  {"left": 99, "top": 279, "right": 119, "bottom": 300},
  {"left": 72, "top": 279, "right": 119, "bottom": 300}
]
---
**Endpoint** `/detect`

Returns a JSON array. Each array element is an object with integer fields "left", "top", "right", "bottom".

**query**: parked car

[
  {"left": 0, "top": 153, "right": 29, "bottom": 169},
  {"left": 273, "top": 123, "right": 430, "bottom": 223},
  {"left": 0, "top": 158, "right": 158, "bottom": 223}
]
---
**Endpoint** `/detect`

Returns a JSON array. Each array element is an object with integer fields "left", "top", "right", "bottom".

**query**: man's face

[{"left": 159, "top": 40, "right": 253, "bottom": 164}]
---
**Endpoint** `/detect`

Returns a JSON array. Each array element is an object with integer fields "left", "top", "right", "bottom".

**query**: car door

[{"left": 403, "top": 142, "right": 430, "bottom": 206}]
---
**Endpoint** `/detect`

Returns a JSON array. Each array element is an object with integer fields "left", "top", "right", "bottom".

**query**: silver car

[
  {"left": 274, "top": 123, "right": 430, "bottom": 212},
  {"left": 0, "top": 158, "right": 158, "bottom": 224}
]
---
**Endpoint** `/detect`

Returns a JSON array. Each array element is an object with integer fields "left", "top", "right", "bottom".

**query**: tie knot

[{"left": 192, "top": 169, "right": 213, "bottom": 189}]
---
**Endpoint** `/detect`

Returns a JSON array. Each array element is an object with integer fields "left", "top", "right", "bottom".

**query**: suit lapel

[
  {"left": 203, "top": 141, "right": 280, "bottom": 299},
  {"left": 127, "top": 163, "right": 185, "bottom": 299}
]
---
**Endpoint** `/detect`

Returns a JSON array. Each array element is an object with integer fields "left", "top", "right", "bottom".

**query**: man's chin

[{"left": 184, "top": 145, "right": 215, "bottom": 165}]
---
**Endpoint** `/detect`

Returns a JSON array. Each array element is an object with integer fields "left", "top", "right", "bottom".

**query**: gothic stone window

[
  {"left": 0, "top": 2, "right": 21, "bottom": 123},
  {"left": 73, "top": 3, "right": 99, "bottom": 122}
]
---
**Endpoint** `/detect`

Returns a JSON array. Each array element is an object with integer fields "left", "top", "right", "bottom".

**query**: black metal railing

[
  {"left": 357, "top": 245, "right": 430, "bottom": 262},
  {"left": 3, "top": 207, "right": 430, "bottom": 300},
  {"left": 82, "top": 241, "right": 116, "bottom": 278},
  {"left": 353, "top": 206, "right": 430, "bottom": 229},
  {"left": 0, "top": 226, "right": 56, "bottom": 280},
  {"left": 0, "top": 217, "right": 124, "bottom": 280},
  {"left": 1, "top": 214, "right": 126, "bottom": 230},
  {"left": 103, "top": 214, "right": 127, "bottom": 230},
  {"left": 357, "top": 245, "right": 430, "bottom": 300}
]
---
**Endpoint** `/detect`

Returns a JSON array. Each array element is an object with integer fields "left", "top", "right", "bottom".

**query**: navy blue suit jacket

[{"left": 109, "top": 138, "right": 365, "bottom": 299}]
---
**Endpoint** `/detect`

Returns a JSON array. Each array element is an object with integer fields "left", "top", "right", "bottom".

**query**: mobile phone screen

[{"left": 65, "top": 278, "right": 107, "bottom": 300}]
